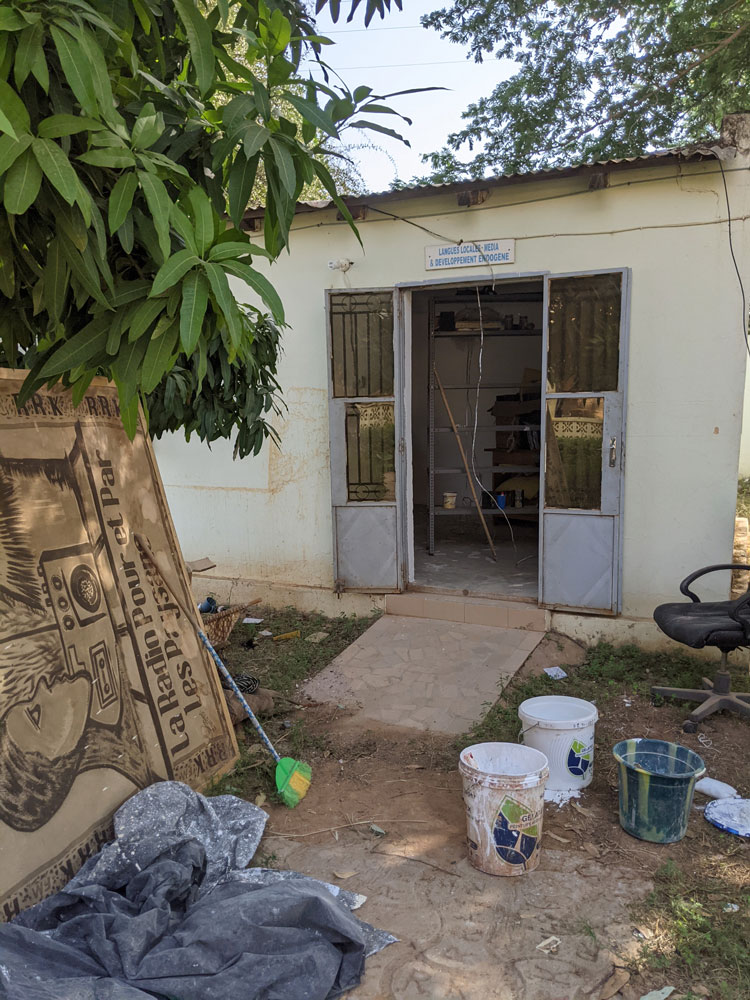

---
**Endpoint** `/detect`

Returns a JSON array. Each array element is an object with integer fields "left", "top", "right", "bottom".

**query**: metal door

[
  {"left": 539, "top": 270, "right": 629, "bottom": 612},
  {"left": 327, "top": 290, "right": 404, "bottom": 591}
]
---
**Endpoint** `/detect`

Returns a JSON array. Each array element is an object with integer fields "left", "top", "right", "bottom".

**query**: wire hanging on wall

[{"left": 718, "top": 159, "right": 750, "bottom": 358}]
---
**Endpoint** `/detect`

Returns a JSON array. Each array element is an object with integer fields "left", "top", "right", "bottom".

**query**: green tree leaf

[
  {"left": 32, "top": 137, "right": 80, "bottom": 205},
  {"left": 43, "top": 237, "right": 69, "bottom": 324},
  {"left": 118, "top": 391, "right": 139, "bottom": 439},
  {"left": 108, "top": 171, "right": 138, "bottom": 234},
  {"left": 112, "top": 336, "right": 149, "bottom": 402},
  {"left": 221, "top": 258, "right": 285, "bottom": 324},
  {"left": 0, "top": 132, "right": 32, "bottom": 175},
  {"left": 0, "top": 10, "right": 27, "bottom": 31},
  {"left": 270, "top": 137, "right": 296, "bottom": 196},
  {"left": 227, "top": 152, "right": 259, "bottom": 225},
  {"left": 208, "top": 241, "right": 257, "bottom": 262},
  {"left": 187, "top": 186, "right": 215, "bottom": 256},
  {"left": 50, "top": 25, "right": 98, "bottom": 116},
  {"left": 3, "top": 148, "right": 42, "bottom": 214},
  {"left": 132, "top": 102, "right": 164, "bottom": 150},
  {"left": 141, "top": 321, "right": 179, "bottom": 394},
  {"left": 14, "top": 22, "right": 47, "bottom": 91},
  {"left": 129, "top": 297, "right": 166, "bottom": 341},
  {"left": 203, "top": 261, "right": 242, "bottom": 348},
  {"left": 313, "top": 159, "right": 362, "bottom": 246},
  {"left": 78, "top": 148, "right": 137, "bottom": 168},
  {"left": 241, "top": 123, "right": 270, "bottom": 158},
  {"left": 266, "top": 8, "right": 292, "bottom": 56},
  {"left": 174, "top": 0, "right": 215, "bottom": 96},
  {"left": 38, "top": 114, "right": 105, "bottom": 138},
  {"left": 150, "top": 249, "right": 200, "bottom": 296},
  {"left": 0, "top": 79, "right": 30, "bottom": 136},
  {"left": 39, "top": 319, "right": 109, "bottom": 377},
  {"left": 170, "top": 203, "right": 198, "bottom": 254},
  {"left": 138, "top": 170, "right": 172, "bottom": 260},
  {"left": 179, "top": 269, "right": 209, "bottom": 355},
  {"left": 71, "top": 371, "right": 96, "bottom": 407},
  {"left": 0, "top": 108, "right": 18, "bottom": 142},
  {"left": 284, "top": 93, "right": 339, "bottom": 138}
]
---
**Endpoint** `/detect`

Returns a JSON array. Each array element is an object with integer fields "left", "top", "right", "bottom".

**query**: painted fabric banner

[{"left": 0, "top": 372, "right": 238, "bottom": 919}]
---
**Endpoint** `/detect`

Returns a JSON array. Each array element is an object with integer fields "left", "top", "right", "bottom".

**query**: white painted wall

[{"left": 155, "top": 157, "right": 750, "bottom": 619}]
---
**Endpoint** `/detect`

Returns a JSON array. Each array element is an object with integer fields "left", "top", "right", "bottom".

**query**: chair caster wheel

[{"left": 682, "top": 720, "right": 698, "bottom": 734}]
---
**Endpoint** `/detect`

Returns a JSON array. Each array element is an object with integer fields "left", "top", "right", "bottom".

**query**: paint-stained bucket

[
  {"left": 442, "top": 491, "right": 457, "bottom": 509},
  {"left": 459, "top": 742, "right": 549, "bottom": 876},
  {"left": 613, "top": 738, "right": 705, "bottom": 843},
  {"left": 518, "top": 696, "right": 598, "bottom": 791}
]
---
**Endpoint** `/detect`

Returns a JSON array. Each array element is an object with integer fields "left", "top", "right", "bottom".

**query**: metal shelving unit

[{"left": 428, "top": 298, "right": 542, "bottom": 555}]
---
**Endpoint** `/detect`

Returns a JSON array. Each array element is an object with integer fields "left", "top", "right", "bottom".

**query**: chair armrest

[
  {"left": 728, "top": 588, "right": 750, "bottom": 638},
  {"left": 680, "top": 563, "right": 750, "bottom": 603}
]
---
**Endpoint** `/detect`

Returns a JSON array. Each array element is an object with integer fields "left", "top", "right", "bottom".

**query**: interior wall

[{"left": 410, "top": 287, "right": 543, "bottom": 507}]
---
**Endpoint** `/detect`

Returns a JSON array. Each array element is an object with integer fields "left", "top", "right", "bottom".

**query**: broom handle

[
  {"left": 134, "top": 534, "right": 281, "bottom": 764},
  {"left": 433, "top": 367, "right": 497, "bottom": 561}
]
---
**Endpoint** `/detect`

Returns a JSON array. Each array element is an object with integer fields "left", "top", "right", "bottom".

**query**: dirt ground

[
  {"left": 242, "top": 691, "right": 748, "bottom": 1000},
  {"left": 215, "top": 618, "right": 749, "bottom": 999}
]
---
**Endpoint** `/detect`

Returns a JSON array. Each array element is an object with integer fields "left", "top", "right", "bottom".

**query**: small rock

[{"left": 599, "top": 968, "right": 630, "bottom": 999}]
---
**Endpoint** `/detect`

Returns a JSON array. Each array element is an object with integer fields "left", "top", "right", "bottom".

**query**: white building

[{"left": 155, "top": 115, "right": 750, "bottom": 646}]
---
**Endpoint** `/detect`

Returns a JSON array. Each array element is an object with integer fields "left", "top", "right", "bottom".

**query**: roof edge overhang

[{"left": 241, "top": 148, "right": 720, "bottom": 223}]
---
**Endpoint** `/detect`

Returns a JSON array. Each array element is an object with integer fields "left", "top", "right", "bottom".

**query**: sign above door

[{"left": 424, "top": 239, "right": 515, "bottom": 271}]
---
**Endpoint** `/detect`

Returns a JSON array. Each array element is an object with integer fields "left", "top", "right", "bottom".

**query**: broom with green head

[{"left": 135, "top": 535, "right": 311, "bottom": 808}]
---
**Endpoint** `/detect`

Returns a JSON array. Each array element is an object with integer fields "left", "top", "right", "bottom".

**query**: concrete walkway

[{"left": 303, "top": 615, "right": 543, "bottom": 734}]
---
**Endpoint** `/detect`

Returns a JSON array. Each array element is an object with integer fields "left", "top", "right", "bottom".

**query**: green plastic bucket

[{"left": 612, "top": 738, "right": 705, "bottom": 844}]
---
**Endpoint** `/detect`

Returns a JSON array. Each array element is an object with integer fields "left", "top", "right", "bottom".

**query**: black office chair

[{"left": 653, "top": 563, "right": 750, "bottom": 732}]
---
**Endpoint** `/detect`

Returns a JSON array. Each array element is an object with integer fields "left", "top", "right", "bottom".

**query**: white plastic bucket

[
  {"left": 518, "top": 696, "right": 598, "bottom": 791},
  {"left": 459, "top": 742, "right": 549, "bottom": 876}
]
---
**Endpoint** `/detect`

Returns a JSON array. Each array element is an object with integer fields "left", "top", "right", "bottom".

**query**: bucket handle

[{"left": 518, "top": 722, "right": 540, "bottom": 743}]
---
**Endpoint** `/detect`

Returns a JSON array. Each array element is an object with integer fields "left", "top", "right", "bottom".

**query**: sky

[{"left": 303, "top": 1, "right": 517, "bottom": 193}]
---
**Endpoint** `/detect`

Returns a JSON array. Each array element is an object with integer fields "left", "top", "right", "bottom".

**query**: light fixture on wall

[{"left": 328, "top": 259, "right": 355, "bottom": 272}]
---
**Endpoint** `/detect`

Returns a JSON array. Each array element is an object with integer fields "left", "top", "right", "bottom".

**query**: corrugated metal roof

[
  {"left": 243, "top": 142, "right": 720, "bottom": 219},
  {"left": 358, "top": 144, "right": 717, "bottom": 201}
]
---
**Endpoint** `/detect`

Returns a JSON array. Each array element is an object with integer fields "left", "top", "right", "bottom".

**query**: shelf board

[
  {"left": 440, "top": 384, "right": 529, "bottom": 391},
  {"left": 433, "top": 329, "right": 541, "bottom": 337},
  {"left": 435, "top": 465, "right": 540, "bottom": 474},
  {"left": 434, "top": 425, "right": 497, "bottom": 432},
  {"left": 433, "top": 506, "right": 539, "bottom": 516},
  {"left": 490, "top": 424, "right": 541, "bottom": 431}
]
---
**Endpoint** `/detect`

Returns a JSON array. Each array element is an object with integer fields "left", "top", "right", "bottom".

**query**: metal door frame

[
  {"left": 537, "top": 267, "right": 631, "bottom": 613},
  {"left": 328, "top": 268, "right": 631, "bottom": 602},
  {"left": 394, "top": 270, "right": 551, "bottom": 588},
  {"left": 326, "top": 286, "right": 406, "bottom": 592}
]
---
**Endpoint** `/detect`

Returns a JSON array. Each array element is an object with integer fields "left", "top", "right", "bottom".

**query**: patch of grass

[
  {"left": 463, "top": 641, "right": 740, "bottom": 745},
  {"left": 576, "top": 919, "right": 599, "bottom": 944},
  {"left": 737, "top": 477, "right": 750, "bottom": 520},
  {"left": 633, "top": 859, "right": 750, "bottom": 999},
  {"left": 206, "top": 742, "right": 277, "bottom": 802},
  {"left": 219, "top": 605, "right": 380, "bottom": 696},
  {"left": 204, "top": 604, "right": 375, "bottom": 805}
]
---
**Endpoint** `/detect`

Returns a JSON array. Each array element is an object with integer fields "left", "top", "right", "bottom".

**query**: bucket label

[
  {"left": 492, "top": 795, "right": 541, "bottom": 868},
  {"left": 567, "top": 739, "right": 593, "bottom": 777}
]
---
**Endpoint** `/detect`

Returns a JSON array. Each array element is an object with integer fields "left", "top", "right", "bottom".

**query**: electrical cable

[
  {"left": 288, "top": 163, "right": 750, "bottom": 238},
  {"left": 718, "top": 159, "right": 750, "bottom": 358}
]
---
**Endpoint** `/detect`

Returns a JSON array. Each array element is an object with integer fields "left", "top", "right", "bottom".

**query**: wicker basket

[{"left": 200, "top": 605, "right": 251, "bottom": 650}]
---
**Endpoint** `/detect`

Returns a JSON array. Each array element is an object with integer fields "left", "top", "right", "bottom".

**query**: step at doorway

[{"left": 386, "top": 592, "right": 548, "bottom": 631}]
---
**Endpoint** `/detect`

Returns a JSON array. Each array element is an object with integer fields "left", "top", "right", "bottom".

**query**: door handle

[{"left": 609, "top": 436, "right": 617, "bottom": 468}]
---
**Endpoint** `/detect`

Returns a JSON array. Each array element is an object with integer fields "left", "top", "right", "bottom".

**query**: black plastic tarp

[{"left": 0, "top": 782, "right": 395, "bottom": 1000}]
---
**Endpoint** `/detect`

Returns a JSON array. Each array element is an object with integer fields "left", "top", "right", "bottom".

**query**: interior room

[{"left": 410, "top": 279, "right": 544, "bottom": 599}]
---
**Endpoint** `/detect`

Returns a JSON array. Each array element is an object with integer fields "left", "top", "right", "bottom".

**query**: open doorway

[{"left": 410, "top": 279, "right": 544, "bottom": 600}]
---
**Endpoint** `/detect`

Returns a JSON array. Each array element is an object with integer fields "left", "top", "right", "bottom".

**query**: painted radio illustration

[{"left": 37, "top": 543, "right": 120, "bottom": 720}]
